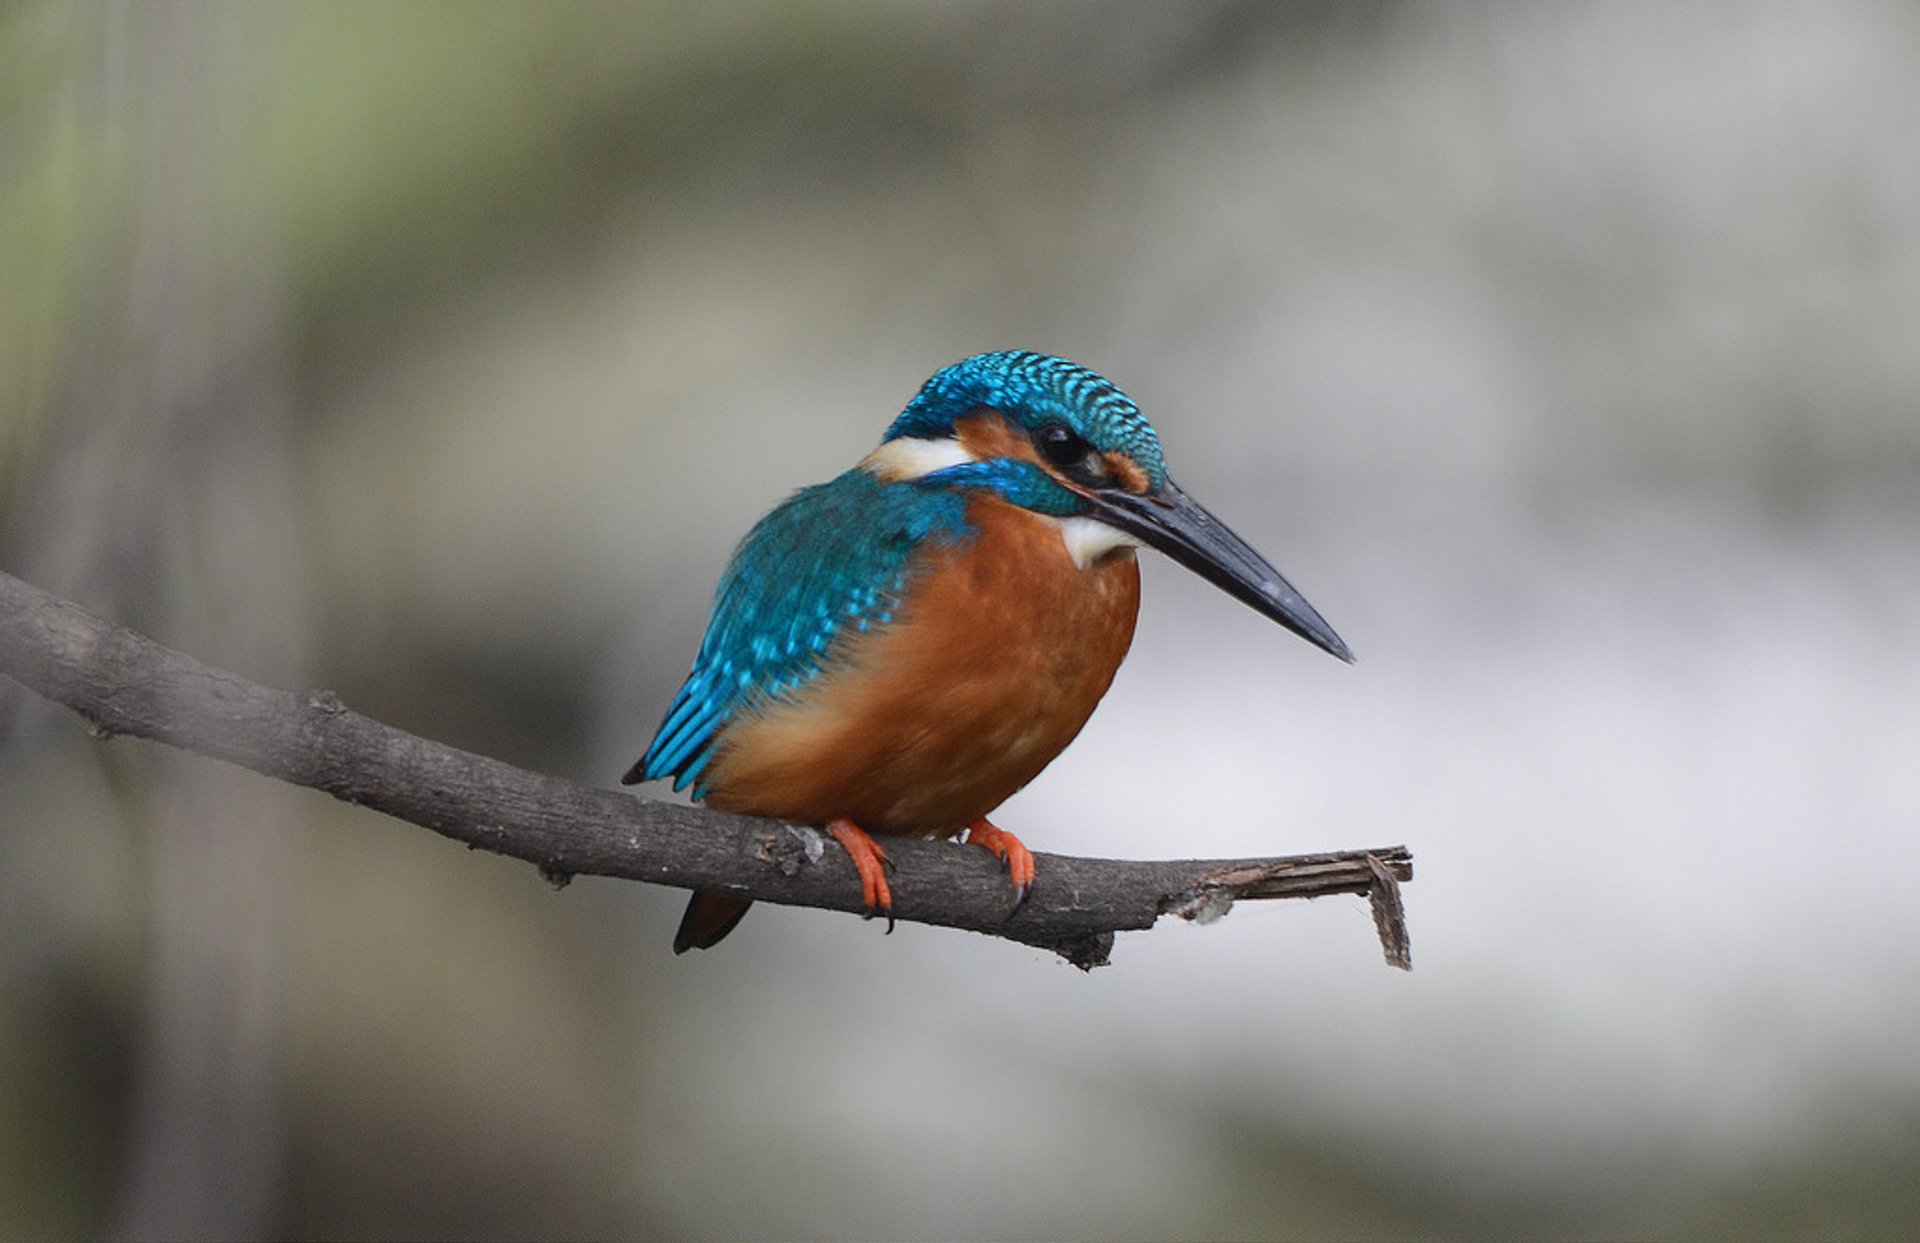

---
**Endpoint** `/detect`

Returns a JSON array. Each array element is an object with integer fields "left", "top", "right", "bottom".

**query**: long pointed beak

[{"left": 1091, "top": 478, "right": 1354, "bottom": 663}]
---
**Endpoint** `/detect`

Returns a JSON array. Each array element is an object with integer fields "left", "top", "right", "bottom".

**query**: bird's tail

[{"left": 673, "top": 892, "right": 753, "bottom": 953}]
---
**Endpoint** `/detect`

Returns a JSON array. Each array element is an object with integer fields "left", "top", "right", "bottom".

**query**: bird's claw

[
  {"left": 965, "top": 818, "right": 1036, "bottom": 919},
  {"left": 829, "top": 818, "right": 895, "bottom": 933}
]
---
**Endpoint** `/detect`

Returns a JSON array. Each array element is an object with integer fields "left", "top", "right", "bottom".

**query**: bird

[{"left": 623, "top": 350, "right": 1352, "bottom": 952}]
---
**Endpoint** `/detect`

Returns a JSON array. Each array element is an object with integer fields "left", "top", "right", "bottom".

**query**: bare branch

[{"left": 0, "top": 568, "right": 1411, "bottom": 969}]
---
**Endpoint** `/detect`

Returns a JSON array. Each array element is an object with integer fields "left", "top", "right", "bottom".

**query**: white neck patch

[
  {"left": 1052, "top": 515, "right": 1141, "bottom": 570},
  {"left": 859, "top": 436, "right": 976, "bottom": 481}
]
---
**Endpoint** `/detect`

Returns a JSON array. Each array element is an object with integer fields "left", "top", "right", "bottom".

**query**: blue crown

[{"left": 884, "top": 350, "right": 1167, "bottom": 489}]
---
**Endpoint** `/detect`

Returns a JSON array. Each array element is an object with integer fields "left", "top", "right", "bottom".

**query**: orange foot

[
  {"left": 965, "top": 818, "right": 1035, "bottom": 916},
  {"left": 827, "top": 817, "right": 895, "bottom": 933}
]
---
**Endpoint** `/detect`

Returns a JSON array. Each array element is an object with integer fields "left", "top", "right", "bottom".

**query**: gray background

[{"left": 2, "top": 3, "right": 1916, "bottom": 1237}]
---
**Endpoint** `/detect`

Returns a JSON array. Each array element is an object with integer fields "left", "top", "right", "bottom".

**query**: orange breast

[{"left": 701, "top": 494, "right": 1141, "bottom": 837}]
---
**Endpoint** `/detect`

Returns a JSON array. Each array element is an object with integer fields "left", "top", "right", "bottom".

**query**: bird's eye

[
  {"left": 1035, "top": 423, "right": 1112, "bottom": 487},
  {"left": 1036, "top": 423, "right": 1085, "bottom": 466}
]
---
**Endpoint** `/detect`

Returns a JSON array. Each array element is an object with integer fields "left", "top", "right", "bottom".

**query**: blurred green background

[{"left": 4, "top": 2, "right": 1919, "bottom": 1238}]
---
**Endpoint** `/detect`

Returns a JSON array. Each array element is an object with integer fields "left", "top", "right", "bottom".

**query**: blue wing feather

[{"left": 633, "top": 467, "right": 975, "bottom": 797}]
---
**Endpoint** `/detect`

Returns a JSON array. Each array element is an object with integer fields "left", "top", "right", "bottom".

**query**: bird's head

[{"left": 862, "top": 350, "right": 1353, "bottom": 662}]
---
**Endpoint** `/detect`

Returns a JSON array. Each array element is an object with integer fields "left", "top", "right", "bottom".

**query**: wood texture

[{"left": 0, "top": 568, "right": 1411, "bottom": 970}]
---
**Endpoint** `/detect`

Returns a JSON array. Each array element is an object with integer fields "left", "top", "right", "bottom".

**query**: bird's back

[{"left": 631, "top": 467, "right": 971, "bottom": 793}]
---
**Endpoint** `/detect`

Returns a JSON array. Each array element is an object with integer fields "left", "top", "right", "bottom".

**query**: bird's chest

[
  {"left": 706, "top": 498, "right": 1141, "bottom": 832},
  {"left": 906, "top": 500, "right": 1142, "bottom": 725}
]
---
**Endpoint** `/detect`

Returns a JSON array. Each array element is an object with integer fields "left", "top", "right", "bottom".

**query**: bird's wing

[{"left": 629, "top": 468, "right": 973, "bottom": 797}]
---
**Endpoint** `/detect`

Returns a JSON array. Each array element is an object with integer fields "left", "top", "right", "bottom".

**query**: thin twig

[{"left": 0, "top": 568, "right": 1411, "bottom": 969}]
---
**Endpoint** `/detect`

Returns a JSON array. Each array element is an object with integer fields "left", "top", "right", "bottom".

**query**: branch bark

[{"left": 0, "top": 568, "right": 1411, "bottom": 970}]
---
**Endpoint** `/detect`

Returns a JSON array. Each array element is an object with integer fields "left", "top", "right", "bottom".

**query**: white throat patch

[
  {"left": 1052, "top": 515, "right": 1141, "bottom": 569},
  {"left": 859, "top": 436, "right": 976, "bottom": 481}
]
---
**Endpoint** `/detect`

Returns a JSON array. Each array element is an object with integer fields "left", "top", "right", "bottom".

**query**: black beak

[{"left": 1091, "top": 478, "right": 1354, "bottom": 663}]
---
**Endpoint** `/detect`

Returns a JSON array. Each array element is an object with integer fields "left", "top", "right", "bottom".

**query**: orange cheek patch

[
  {"left": 953, "top": 410, "right": 1044, "bottom": 468},
  {"left": 956, "top": 409, "right": 1150, "bottom": 495},
  {"left": 1103, "top": 452, "right": 1150, "bottom": 494}
]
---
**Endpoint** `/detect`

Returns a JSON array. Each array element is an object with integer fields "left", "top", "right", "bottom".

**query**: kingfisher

[{"left": 624, "top": 350, "right": 1352, "bottom": 952}]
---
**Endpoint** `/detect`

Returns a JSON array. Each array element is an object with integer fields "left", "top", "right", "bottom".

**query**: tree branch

[{"left": 0, "top": 568, "right": 1411, "bottom": 970}]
